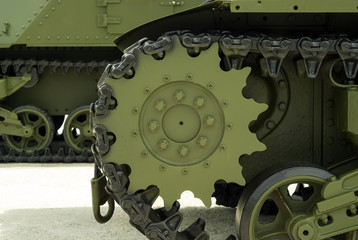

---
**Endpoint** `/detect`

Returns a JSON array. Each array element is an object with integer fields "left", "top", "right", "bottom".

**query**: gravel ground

[{"left": 0, "top": 164, "right": 237, "bottom": 240}]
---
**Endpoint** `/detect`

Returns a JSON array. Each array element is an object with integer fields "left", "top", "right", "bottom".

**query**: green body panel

[{"left": 0, "top": 0, "right": 201, "bottom": 48}]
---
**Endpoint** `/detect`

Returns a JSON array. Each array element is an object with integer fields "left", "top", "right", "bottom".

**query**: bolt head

[
  {"left": 174, "top": 90, "right": 185, "bottom": 101},
  {"left": 155, "top": 100, "right": 166, "bottom": 112},
  {"left": 197, "top": 136, "right": 208, "bottom": 147},
  {"left": 194, "top": 97, "right": 205, "bottom": 108},
  {"left": 182, "top": 168, "right": 189, "bottom": 175},
  {"left": 132, "top": 107, "right": 139, "bottom": 114},
  {"left": 148, "top": 120, "right": 160, "bottom": 132},
  {"left": 297, "top": 224, "right": 315, "bottom": 240},
  {"left": 205, "top": 115, "right": 215, "bottom": 126},
  {"left": 178, "top": 145, "right": 189, "bottom": 157},
  {"left": 158, "top": 139, "right": 169, "bottom": 150}
]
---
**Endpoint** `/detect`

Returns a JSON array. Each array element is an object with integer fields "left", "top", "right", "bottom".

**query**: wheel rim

[
  {"left": 63, "top": 105, "right": 95, "bottom": 152},
  {"left": 5, "top": 106, "right": 54, "bottom": 153},
  {"left": 237, "top": 166, "right": 358, "bottom": 240}
]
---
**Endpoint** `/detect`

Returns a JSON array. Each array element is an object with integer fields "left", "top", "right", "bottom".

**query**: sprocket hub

[{"left": 100, "top": 36, "right": 267, "bottom": 208}]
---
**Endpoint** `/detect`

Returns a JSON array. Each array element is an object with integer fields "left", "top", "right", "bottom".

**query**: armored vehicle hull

[
  {"left": 0, "top": 0, "right": 201, "bottom": 162},
  {"left": 90, "top": 1, "right": 358, "bottom": 239}
]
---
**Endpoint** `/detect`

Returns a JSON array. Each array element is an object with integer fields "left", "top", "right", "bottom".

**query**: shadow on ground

[{"left": 0, "top": 206, "right": 236, "bottom": 240}]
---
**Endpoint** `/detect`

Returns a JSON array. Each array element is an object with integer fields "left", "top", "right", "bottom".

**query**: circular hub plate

[{"left": 140, "top": 81, "right": 224, "bottom": 166}]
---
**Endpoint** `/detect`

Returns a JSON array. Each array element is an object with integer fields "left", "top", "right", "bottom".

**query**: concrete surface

[{"left": 0, "top": 164, "right": 237, "bottom": 240}]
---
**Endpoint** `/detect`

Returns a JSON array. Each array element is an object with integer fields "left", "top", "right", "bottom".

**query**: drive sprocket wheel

[
  {"left": 101, "top": 36, "right": 267, "bottom": 208},
  {"left": 4, "top": 105, "right": 54, "bottom": 154},
  {"left": 63, "top": 105, "right": 95, "bottom": 153},
  {"left": 236, "top": 164, "right": 358, "bottom": 240}
]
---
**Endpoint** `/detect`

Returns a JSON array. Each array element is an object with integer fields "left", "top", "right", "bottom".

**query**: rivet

[
  {"left": 159, "top": 164, "right": 166, "bottom": 171},
  {"left": 16, "top": 33, "right": 20, "bottom": 37},
  {"left": 326, "top": 100, "right": 335, "bottom": 108},
  {"left": 174, "top": 90, "right": 185, "bottom": 101},
  {"left": 95, "top": 36, "right": 99, "bottom": 40},
  {"left": 34, "top": 11, "right": 38, "bottom": 15},
  {"left": 37, "top": 36, "right": 41, "bottom": 40},
  {"left": 66, "top": 36, "right": 70, "bottom": 40},
  {"left": 45, "top": 14, "right": 49, "bottom": 18},
  {"left": 203, "top": 161, "right": 210, "bottom": 168},
  {"left": 47, "top": 36, "right": 51, "bottom": 40},
  {"left": 278, "top": 80, "right": 287, "bottom": 89},
  {"left": 56, "top": 36, "right": 61, "bottom": 39},
  {"left": 207, "top": 82, "right": 214, "bottom": 89},
  {"left": 326, "top": 119, "right": 335, "bottom": 127},
  {"left": 141, "top": 151, "right": 148, "bottom": 158},
  {"left": 326, "top": 137, "right": 334, "bottom": 145},
  {"left": 144, "top": 88, "right": 151, "bottom": 94},
  {"left": 266, "top": 120, "right": 275, "bottom": 129},
  {"left": 197, "top": 136, "right": 208, "bottom": 147},
  {"left": 85, "top": 36, "right": 89, "bottom": 40},
  {"left": 194, "top": 97, "right": 205, "bottom": 108},
  {"left": 39, "top": 21, "right": 43, "bottom": 25},
  {"left": 163, "top": 75, "right": 170, "bottom": 82},
  {"left": 178, "top": 145, "right": 189, "bottom": 157},
  {"left": 182, "top": 168, "right": 189, "bottom": 175},
  {"left": 76, "top": 36, "right": 80, "bottom": 40},
  {"left": 205, "top": 115, "right": 215, "bottom": 126},
  {"left": 219, "top": 145, "right": 226, "bottom": 151},
  {"left": 27, "top": 36, "right": 31, "bottom": 40},
  {"left": 40, "top": 4, "right": 44, "bottom": 8},
  {"left": 28, "top": 19, "right": 32, "bottom": 23},
  {"left": 131, "top": 130, "right": 138, "bottom": 137},
  {"left": 186, "top": 73, "right": 193, "bottom": 80},
  {"left": 52, "top": 7, "right": 56, "bottom": 11},
  {"left": 158, "top": 139, "right": 169, "bottom": 150},
  {"left": 57, "top": 0, "right": 62, "bottom": 3},
  {"left": 226, "top": 122, "right": 233, "bottom": 130},
  {"left": 221, "top": 100, "right": 229, "bottom": 107},
  {"left": 155, "top": 100, "right": 166, "bottom": 112},
  {"left": 105, "top": 36, "right": 109, "bottom": 39},
  {"left": 22, "top": 25, "right": 25, "bottom": 29},
  {"left": 132, "top": 107, "right": 139, "bottom": 114},
  {"left": 278, "top": 102, "right": 287, "bottom": 111},
  {"left": 148, "top": 120, "right": 160, "bottom": 132}
]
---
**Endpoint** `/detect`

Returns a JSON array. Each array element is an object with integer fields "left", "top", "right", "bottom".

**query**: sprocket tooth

[
  {"left": 154, "top": 201, "right": 181, "bottom": 220},
  {"left": 142, "top": 186, "right": 160, "bottom": 206},
  {"left": 177, "top": 218, "right": 209, "bottom": 240}
]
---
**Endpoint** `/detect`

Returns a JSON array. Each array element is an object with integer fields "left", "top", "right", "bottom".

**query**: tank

[
  {"left": 90, "top": 0, "right": 358, "bottom": 239},
  {"left": 0, "top": 0, "right": 202, "bottom": 162}
]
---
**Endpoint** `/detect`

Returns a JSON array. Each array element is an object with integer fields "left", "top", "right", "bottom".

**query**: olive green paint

[{"left": 0, "top": 0, "right": 202, "bottom": 47}]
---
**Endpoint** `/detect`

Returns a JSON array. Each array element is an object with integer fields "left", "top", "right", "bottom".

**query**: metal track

[
  {"left": 92, "top": 31, "right": 357, "bottom": 239},
  {"left": 0, "top": 141, "right": 94, "bottom": 163}
]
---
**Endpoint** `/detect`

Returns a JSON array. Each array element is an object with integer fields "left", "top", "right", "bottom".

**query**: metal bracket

[
  {"left": 91, "top": 174, "right": 115, "bottom": 223},
  {"left": 258, "top": 37, "right": 291, "bottom": 78},
  {"left": 97, "top": 0, "right": 120, "bottom": 7},
  {"left": 2, "top": 22, "right": 9, "bottom": 35},
  {"left": 96, "top": 14, "right": 121, "bottom": 27},
  {"left": 336, "top": 38, "right": 358, "bottom": 79},
  {"left": 298, "top": 37, "right": 331, "bottom": 78}
]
